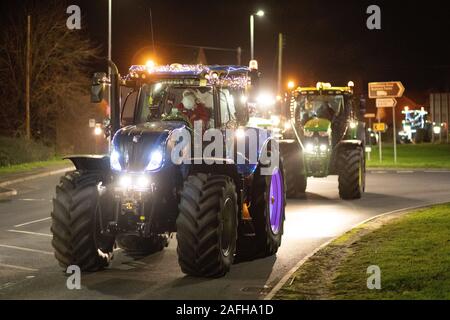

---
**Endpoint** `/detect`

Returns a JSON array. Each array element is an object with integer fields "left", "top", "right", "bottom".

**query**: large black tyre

[
  {"left": 281, "top": 143, "right": 307, "bottom": 198},
  {"left": 338, "top": 147, "right": 365, "bottom": 200},
  {"left": 176, "top": 173, "right": 238, "bottom": 277},
  {"left": 116, "top": 234, "right": 169, "bottom": 256},
  {"left": 237, "top": 164, "right": 286, "bottom": 259},
  {"left": 51, "top": 171, "right": 115, "bottom": 272}
]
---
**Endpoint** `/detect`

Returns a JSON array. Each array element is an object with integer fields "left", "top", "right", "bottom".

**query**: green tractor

[{"left": 278, "top": 82, "right": 366, "bottom": 199}]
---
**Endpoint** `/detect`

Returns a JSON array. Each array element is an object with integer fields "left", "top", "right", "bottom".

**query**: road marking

[
  {"left": 424, "top": 170, "right": 450, "bottom": 173},
  {"left": 14, "top": 217, "right": 51, "bottom": 228},
  {"left": 372, "top": 171, "right": 387, "bottom": 174},
  {"left": 7, "top": 230, "right": 52, "bottom": 237},
  {"left": 264, "top": 200, "right": 450, "bottom": 300},
  {"left": 397, "top": 171, "right": 414, "bottom": 174},
  {"left": 0, "top": 244, "right": 53, "bottom": 255},
  {"left": 0, "top": 263, "right": 38, "bottom": 272},
  {"left": 17, "top": 198, "right": 47, "bottom": 202}
]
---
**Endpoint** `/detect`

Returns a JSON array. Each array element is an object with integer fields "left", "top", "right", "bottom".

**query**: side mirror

[{"left": 91, "top": 72, "right": 108, "bottom": 103}]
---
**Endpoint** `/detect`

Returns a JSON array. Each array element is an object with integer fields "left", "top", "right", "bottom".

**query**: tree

[{"left": 0, "top": 1, "right": 99, "bottom": 142}]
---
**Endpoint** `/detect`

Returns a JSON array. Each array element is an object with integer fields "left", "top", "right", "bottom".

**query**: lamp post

[{"left": 250, "top": 10, "right": 264, "bottom": 60}]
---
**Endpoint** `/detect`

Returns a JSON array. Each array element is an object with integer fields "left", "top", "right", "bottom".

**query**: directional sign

[
  {"left": 368, "top": 81, "right": 405, "bottom": 99},
  {"left": 373, "top": 122, "right": 387, "bottom": 133},
  {"left": 364, "top": 113, "right": 376, "bottom": 118},
  {"left": 376, "top": 98, "right": 397, "bottom": 108}
]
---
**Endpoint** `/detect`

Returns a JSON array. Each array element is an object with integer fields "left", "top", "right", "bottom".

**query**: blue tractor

[{"left": 50, "top": 61, "right": 286, "bottom": 277}]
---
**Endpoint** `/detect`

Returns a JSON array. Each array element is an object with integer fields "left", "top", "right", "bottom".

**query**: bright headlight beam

[
  {"left": 146, "top": 149, "right": 164, "bottom": 171},
  {"left": 136, "top": 176, "right": 150, "bottom": 189},
  {"left": 119, "top": 175, "right": 132, "bottom": 189},
  {"left": 305, "top": 143, "right": 314, "bottom": 153}
]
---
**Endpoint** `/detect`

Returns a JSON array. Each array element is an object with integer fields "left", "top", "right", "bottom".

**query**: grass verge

[
  {"left": 275, "top": 203, "right": 450, "bottom": 300},
  {"left": 0, "top": 158, "right": 70, "bottom": 175},
  {"left": 367, "top": 143, "right": 450, "bottom": 169}
]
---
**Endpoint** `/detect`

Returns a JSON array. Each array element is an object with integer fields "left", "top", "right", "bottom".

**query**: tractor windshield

[
  {"left": 298, "top": 94, "right": 344, "bottom": 121},
  {"left": 137, "top": 83, "right": 214, "bottom": 129}
]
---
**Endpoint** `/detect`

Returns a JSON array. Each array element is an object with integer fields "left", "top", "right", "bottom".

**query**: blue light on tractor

[
  {"left": 146, "top": 149, "right": 164, "bottom": 171},
  {"left": 110, "top": 149, "right": 121, "bottom": 171}
]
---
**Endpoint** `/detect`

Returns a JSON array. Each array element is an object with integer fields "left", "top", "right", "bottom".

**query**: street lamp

[
  {"left": 250, "top": 10, "right": 265, "bottom": 60},
  {"left": 287, "top": 81, "right": 296, "bottom": 90}
]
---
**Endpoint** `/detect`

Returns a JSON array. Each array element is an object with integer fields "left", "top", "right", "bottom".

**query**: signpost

[
  {"left": 376, "top": 98, "right": 397, "bottom": 108},
  {"left": 373, "top": 123, "right": 387, "bottom": 132},
  {"left": 368, "top": 82, "right": 405, "bottom": 99},
  {"left": 364, "top": 113, "right": 376, "bottom": 161},
  {"left": 368, "top": 81, "right": 405, "bottom": 164}
]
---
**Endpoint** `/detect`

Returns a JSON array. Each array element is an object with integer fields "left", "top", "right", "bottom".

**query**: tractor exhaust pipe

[{"left": 108, "top": 60, "right": 121, "bottom": 137}]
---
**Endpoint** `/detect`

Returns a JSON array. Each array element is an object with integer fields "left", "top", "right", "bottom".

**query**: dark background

[{"left": 2, "top": 0, "right": 450, "bottom": 96}]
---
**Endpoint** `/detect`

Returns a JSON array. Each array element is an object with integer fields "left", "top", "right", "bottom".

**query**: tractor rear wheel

[
  {"left": 338, "top": 148, "right": 365, "bottom": 200},
  {"left": 237, "top": 165, "right": 286, "bottom": 259},
  {"left": 281, "top": 143, "right": 307, "bottom": 198},
  {"left": 51, "top": 171, "right": 115, "bottom": 272},
  {"left": 116, "top": 234, "right": 169, "bottom": 256},
  {"left": 176, "top": 173, "right": 238, "bottom": 277}
]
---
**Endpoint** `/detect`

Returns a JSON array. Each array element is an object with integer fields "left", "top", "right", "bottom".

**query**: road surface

[{"left": 1, "top": 170, "right": 449, "bottom": 299}]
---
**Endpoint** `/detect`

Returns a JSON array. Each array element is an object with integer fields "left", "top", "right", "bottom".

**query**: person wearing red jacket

[{"left": 177, "top": 90, "right": 211, "bottom": 129}]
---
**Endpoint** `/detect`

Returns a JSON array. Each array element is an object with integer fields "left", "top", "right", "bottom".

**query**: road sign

[
  {"left": 373, "top": 122, "right": 387, "bottom": 133},
  {"left": 364, "top": 113, "right": 376, "bottom": 118},
  {"left": 89, "top": 119, "right": 96, "bottom": 128},
  {"left": 368, "top": 81, "right": 405, "bottom": 99},
  {"left": 376, "top": 98, "right": 397, "bottom": 108}
]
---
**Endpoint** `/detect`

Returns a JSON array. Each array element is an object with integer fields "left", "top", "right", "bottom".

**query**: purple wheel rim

[{"left": 269, "top": 168, "right": 283, "bottom": 234}]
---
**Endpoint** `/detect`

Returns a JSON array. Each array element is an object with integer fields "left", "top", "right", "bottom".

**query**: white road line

[
  {"left": 0, "top": 244, "right": 53, "bottom": 255},
  {"left": 0, "top": 263, "right": 38, "bottom": 272},
  {"left": 14, "top": 217, "right": 51, "bottom": 228},
  {"left": 372, "top": 171, "right": 387, "bottom": 174},
  {"left": 424, "top": 170, "right": 450, "bottom": 173},
  {"left": 397, "top": 171, "right": 414, "bottom": 174},
  {"left": 7, "top": 230, "right": 52, "bottom": 237}
]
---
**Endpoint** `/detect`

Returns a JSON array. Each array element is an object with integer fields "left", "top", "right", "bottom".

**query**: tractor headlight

[
  {"left": 305, "top": 143, "right": 315, "bottom": 153},
  {"left": 110, "top": 149, "right": 121, "bottom": 171},
  {"left": 118, "top": 175, "right": 132, "bottom": 188},
  {"left": 319, "top": 144, "right": 328, "bottom": 152},
  {"left": 146, "top": 149, "right": 164, "bottom": 171},
  {"left": 349, "top": 120, "right": 358, "bottom": 129}
]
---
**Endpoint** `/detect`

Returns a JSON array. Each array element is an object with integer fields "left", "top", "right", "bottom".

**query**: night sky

[{"left": 2, "top": 0, "right": 450, "bottom": 98}]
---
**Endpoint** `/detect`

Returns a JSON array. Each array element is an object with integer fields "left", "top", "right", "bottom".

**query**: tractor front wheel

[
  {"left": 176, "top": 173, "right": 238, "bottom": 277},
  {"left": 51, "top": 171, "right": 115, "bottom": 272},
  {"left": 237, "top": 165, "right": 286, "bottom": 259},
  {"left": 338, "top": 147, "right": 365, "bottom": 200}
]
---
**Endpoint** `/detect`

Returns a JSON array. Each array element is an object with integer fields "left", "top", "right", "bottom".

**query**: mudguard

[{"left": 64, "top": 155, "right": 110, "bottom": 171}]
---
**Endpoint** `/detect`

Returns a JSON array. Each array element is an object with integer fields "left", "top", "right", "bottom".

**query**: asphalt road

[{"left": 0, "top": 170, "right": 449, "bottom": 300}]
